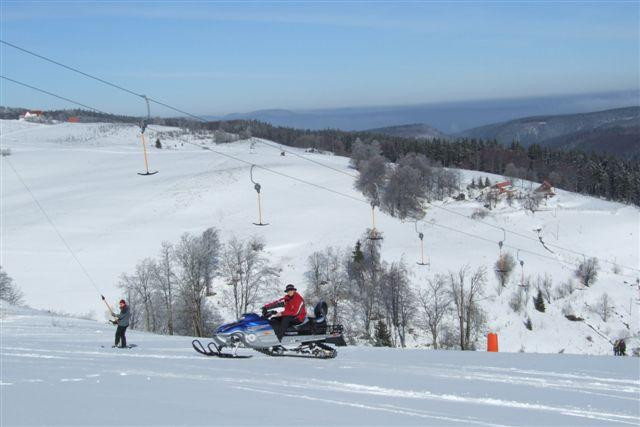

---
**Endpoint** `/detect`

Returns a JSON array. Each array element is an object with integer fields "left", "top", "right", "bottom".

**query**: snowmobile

[{"left": 192, "top": 301, "right": 346, "bottom": 359}]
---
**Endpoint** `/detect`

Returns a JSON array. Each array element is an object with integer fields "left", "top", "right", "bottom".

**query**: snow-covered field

[
  {"left": 2, "top": 303, "right": 638, "bottom": 426},
  {"left": 1, "top": 119, "right": 639, "bottom": 355}
]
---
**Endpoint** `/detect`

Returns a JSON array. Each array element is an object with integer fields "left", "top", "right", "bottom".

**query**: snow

[
  {"left": 1, "top": 303, "right": 638, "bottom": 426},
  {"left": 1, "top": 120, "right": 639, "bottom": 356}
]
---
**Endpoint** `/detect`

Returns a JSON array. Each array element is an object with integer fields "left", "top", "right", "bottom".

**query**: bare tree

[
  {"left": 346, "top": 235, "right": 384, "bottom": 338},
  {"left": 220, "top": 236, "right": 279, "bottom": 319},
  {"left": 174, "top": 228, "right": 221, "bottom": 337},
  {"left": 151, "top": 241, "right": 176, "bottom": 335},
  {"left": 0, "top": 266, "right": 23, "bottom": 305},
  {"left": 304, "top": 247, "right": 349, "bottom": 324},
  {"left": 449, "top": 266, "right": 487, "bottom": 350},
  {"left": 417, "top": 275, "right": 451, "bottom": 349},
  {"left": 118, "top": 258, "right": 157, "bottom": 332},
  {"left": 575, "top": 257, "right": 599, "bottom": 287},
  {"left": 494, "top": 252, "right": 516, "bottom": 288},
  {"left": 593, "top": 293, "right": 613, "bottom": 322},
  {"left": 381, "top": 260, "right": 415, "bottom": 347}
]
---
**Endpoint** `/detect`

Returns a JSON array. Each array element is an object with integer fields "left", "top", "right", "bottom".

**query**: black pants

[
  {"left": 269, "top": 316, "right": 300, "bottom": 341},
  {"left": 115, "top": 325, "right": 128, "bottom": 347}
]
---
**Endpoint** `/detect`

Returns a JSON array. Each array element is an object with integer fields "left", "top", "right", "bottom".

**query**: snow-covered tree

[
  {"left": 220, "top": 236, "right": 279, "bottom": 319},
  {"left": 0, "top": 266, "right": 23, "bottom": 305}
]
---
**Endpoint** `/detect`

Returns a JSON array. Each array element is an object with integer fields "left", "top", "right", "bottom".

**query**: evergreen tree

[
  {"left": 534, "top": 289, "right": 546, "bottom": 312},
  {"left": 484, "top": 177, "right": 491, "bottom": 188},
  {"left": 374, "top": 320, "right": 393, "bottom": 347},
  {"left": 352, "top": 240, "right": 364, "bottom": 264},
  {"left": 155, "top": 138, "right": 162, "bottom": 149}
]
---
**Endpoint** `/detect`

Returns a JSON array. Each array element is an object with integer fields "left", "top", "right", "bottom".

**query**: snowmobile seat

[{"left": 285, "top": 301, "right": 329, "bottom": 335}]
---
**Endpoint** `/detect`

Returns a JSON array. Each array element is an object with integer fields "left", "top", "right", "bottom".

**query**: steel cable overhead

[
  {"left": 4, "top": 38, "right": 635, "bottom": 273},
  {"left": 6, "top": 77, "right": 633, "bottom": 280}
]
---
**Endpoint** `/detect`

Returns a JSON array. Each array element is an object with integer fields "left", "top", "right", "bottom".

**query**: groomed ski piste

[
  {"left": 1, "top": 119, "right": 640, "bottom": 425},
  {"left": 2, "top": 303, "right": 639, "bottom": 426}
]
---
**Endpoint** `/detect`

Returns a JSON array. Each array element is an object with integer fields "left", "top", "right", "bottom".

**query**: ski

[{"left": 191, "top": 339, "right": 252, "bottom": 359}]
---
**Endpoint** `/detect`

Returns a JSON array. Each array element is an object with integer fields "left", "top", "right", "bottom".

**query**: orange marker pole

[
  {"left": 487, "top": 333, "right": 499, "bottom": 352},
  {"left": 141, "top": 133, "right": 150, "bottom": 174}
]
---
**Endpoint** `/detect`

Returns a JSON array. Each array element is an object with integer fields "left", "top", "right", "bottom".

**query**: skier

[
  {"left": 613, "top": 339, "right": 620, "bottom": 356},
  {"left": 263, "top": 284, "right": 306, "bottom": 341},
  {"left": 110, "top": 299, "right": 130, "bottom": 348},
  {"left": 618, "top": 338, "right": 627, "bottom": 356}
]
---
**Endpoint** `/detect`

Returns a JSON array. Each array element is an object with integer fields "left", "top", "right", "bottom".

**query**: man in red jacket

[{"left": 263, "top": 284, "right": 306, "bottom": 341}]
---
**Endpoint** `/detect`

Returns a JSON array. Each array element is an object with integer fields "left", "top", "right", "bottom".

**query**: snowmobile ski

[{"left": 191, "top": 339, "right": 252, "bottom": 359}]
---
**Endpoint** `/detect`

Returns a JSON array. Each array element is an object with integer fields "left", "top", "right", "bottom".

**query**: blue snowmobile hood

[{"left": 216, "top": 313, "right": 269, "bottom": 334}]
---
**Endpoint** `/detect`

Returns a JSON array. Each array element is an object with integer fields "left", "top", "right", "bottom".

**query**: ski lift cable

[
  {"left": 254, "top": 139, "right": 358, "bottom": 179},
  {"left": 5, "top": 47, "right": 639, "bottom": 278},
  {"left": 1, "top": 40, "right": 360, "bottom": 181},
  {"left": 5, "top": 39, "right": 634, "bottom": 273},
  {"left": 0, "top": 75, "right": 367, "bottom": 205},
  {"left": 5, "top": 76, "right": 638, "bottom": 280},
  {"left": 0, "top": 76, "right": 109, "bottom": 115},
  {"left": 4, "top": 157, "right": 103, "bottom": 295}
]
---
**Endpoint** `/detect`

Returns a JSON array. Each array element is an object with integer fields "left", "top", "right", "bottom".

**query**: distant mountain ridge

[
  {"left": 458, "top": 107, "right": 640, "bottom": 156},
  {"left": 366, "top": 123, "right": 449, "bottom": 140},
  {"left": 205, "top": 90, "right": 639, "bottom": 133}
]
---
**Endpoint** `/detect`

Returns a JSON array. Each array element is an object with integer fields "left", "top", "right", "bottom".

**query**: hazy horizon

[{"left": 1, "top": 1, "right": 638, "bottom": 118}]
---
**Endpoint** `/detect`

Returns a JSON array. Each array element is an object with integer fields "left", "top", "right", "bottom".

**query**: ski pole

[{"left": 101, "top": 295, "right": 115, "bottom": 316}]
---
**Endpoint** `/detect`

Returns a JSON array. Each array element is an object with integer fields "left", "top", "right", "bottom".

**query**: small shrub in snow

[
  {"left": 509, "top": 288, "right": 524, "bottom": 313},
  {"left": 612, "top": 263, "right": 622, "bottom": 275},
  {"left": 592, "top": 293, "right": 613, "bottom": 322},
  {"left": 561, "top": 301, "right": 574, "bottom": 316},
  {"left": 0, "top": 148, "right": 11, "bottom": 157},
  {"left": 586, "top": 335, "right": 593, "bottom": 342},
  {"left": 494, "top": 252, "right": 516, "bottom": 288},
  {"left": 575, "top": 257, "right": 599, "bottom": 287},
  {"left": 524, "top": 316, "right": 533, "bottom": 330},
  {"left": 471, "top": 208, "right": 489, "bottom": 220},
  {"left": 537, "top": 274, "right": 553, "bottom": 303},
  {"left": 555, "top": 280, "right": 575, "bottom": 299}
]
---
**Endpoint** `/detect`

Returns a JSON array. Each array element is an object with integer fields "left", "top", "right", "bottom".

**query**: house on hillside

[
  {"left": 19, "top": 110, "right": 44, "bottom": 122},
  {"left": 535, "top": 180, "right": 556, "bottom": 198},
  {"left": 494, "top": 180, "right": 515, "bottom": 195}
]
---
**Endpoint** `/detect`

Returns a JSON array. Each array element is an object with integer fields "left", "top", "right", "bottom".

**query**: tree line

[
  {"left": 11, "top": 108, "right": 638, "bottom": 205},
  {"left": 212, "top": 120, "right": 640, "bottom": 206}
]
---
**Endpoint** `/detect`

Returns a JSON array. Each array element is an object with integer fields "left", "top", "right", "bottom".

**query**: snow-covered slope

[
  {"left": 1, "top": 120, "right": 639, "bottom": 355},
  {"left": 2, "top": 303, "right": 638, "bottom": 426}
]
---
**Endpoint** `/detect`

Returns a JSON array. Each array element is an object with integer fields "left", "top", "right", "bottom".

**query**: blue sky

[{"left": 1, "top": 1, "right": 639, "bottom": 116}]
